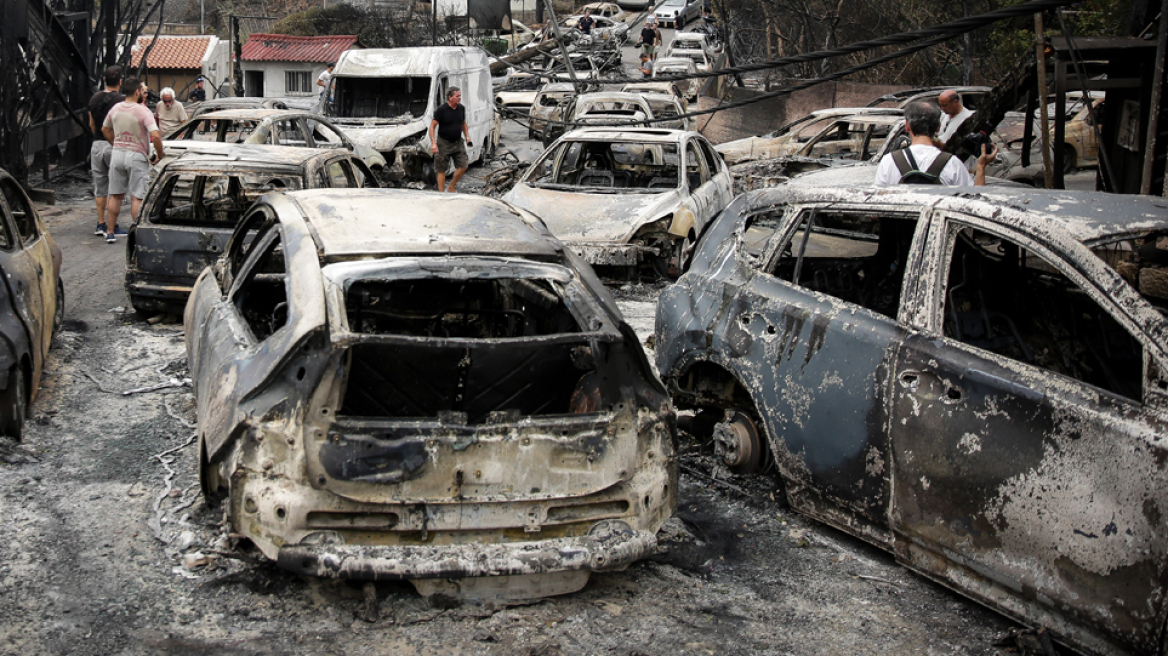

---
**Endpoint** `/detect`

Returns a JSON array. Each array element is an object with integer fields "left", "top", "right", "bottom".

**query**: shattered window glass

[
  {"left": 152, "top": 173, "right": 300, "bottom": 226},
  {"left": 527, "top": 140, "right": 680, "bottom": 191},
  {"left": 769, "top": 210, "right": 917, "bottom": 319},
  {"left": 943, "top": 225, "right": 1143, "bottom": 400}
]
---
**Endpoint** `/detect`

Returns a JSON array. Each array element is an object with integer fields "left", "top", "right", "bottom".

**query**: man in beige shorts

[
  {"left": 428, "top": 87, "right": 471, "bottom": 193},
  {"left": 101, "top": 78, "right": 164, "bottom": 244}
]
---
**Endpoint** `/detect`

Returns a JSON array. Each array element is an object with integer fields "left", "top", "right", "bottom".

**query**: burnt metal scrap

[
  {"left": 655, "top": 183, "right": 1168, "bottom": 655},
  {"left": 186, "top": 189, "right": 675, "bottom": 599}
]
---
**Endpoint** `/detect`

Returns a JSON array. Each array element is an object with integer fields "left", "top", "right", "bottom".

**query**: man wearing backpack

[{"left": 874, "top": 102, "right": 996, "bottom": 187}]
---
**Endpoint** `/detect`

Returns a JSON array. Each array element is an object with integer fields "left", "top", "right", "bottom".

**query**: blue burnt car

[{"left": 655, "top": 180, "right": 1168, "bottom": 656}]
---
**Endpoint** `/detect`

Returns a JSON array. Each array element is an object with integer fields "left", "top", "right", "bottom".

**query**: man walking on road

[
  {"left": 155, "top": 87, "right": 187, "bottom": 134},
  {"left": 101, "top": 78, "right": 164, "bottom": 244},
  {"left": 88, "top": 65, "right": 125, "bottom": 237},
  {"left": 429, "top": 87, "right": 471, "bottom": 193},
  {"left": 638, "top": 19, "right": 662, "bottom": 61}
]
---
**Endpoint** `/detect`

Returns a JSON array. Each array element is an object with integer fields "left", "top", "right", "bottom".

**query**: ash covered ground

[{"left": 0, "top": 119, "right": 1033, "bottom": 656}]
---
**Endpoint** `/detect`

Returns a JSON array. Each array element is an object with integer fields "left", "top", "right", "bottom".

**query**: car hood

[
  {"left": 505, "top": 183, "right": 680, "bottom": 242},
  {"left": 714, "top": 134, "right": 800, "bottom": 164},
  {"left": 325, "top": 118, "right": 429, "bottom": 152}
]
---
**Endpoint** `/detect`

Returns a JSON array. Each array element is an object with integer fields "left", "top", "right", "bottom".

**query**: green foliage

[{"left": 270, "top": 5, "right": 403, "bottom": 48}]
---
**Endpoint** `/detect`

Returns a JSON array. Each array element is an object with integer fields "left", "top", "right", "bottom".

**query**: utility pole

[{"left": 1035, "top": 13, "right": 1053, "bottom": 189}]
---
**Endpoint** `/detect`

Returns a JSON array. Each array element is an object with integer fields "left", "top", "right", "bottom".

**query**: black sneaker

[{"left": 106, "top": 232, "right": 116, "bottom": 244}]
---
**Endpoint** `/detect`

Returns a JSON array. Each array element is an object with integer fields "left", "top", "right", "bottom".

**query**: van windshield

[{"left": 332, "top": 76, "right": 432, "bottom": 119}]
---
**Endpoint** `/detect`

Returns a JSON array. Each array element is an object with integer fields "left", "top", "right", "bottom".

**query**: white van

[{"left": 325, "top": 47, "right": 502, "bottom": 179}]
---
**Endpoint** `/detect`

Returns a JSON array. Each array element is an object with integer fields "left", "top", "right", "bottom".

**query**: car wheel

[
  {"left": 712, "top": 410, "right": 763, "bottom": 474},
  {"left": 53, "top": 280, "right": 64, "bottom": 335},
  {"left": 0, "top": 366, "right": 27, "bottom": 441},
  {"left": 199, "top": 436, "right": 228, "bottom": 507}
]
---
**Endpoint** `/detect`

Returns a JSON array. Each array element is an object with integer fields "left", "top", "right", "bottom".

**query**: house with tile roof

[
  {"left": 240, "top": 34, "right": 362, "bottom": 98},
  {"left": 131, "top": 35, "right": 230, "bottom": 102}
]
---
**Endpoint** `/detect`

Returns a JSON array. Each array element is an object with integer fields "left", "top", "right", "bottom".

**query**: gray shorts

[
  {"left": 435, "top": 136, "right": 468, "bottom": 172},
  {"left": 90, "top": 140, "right": 113, "bottom": 197},
  {"left": 108, "top": 149, "right": 151, "bottom": 199}
]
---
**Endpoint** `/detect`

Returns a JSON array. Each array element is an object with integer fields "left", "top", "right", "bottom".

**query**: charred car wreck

[
  {"left": 186, "top": 189, "right": 676, "bottom": 599},
  {"left": 656, "top": 184, "right": 1168, "bottom": 655}
]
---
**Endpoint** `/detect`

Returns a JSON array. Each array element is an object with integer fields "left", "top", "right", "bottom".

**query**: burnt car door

[
  {"left": 0, "top": 177, "right": 55, "bottom": 386},
  {"left": 732, "top": 203, "right": 925, "bottom": 546},
  {"left": 187, "top": 203, "right": 327, "bottom": 460},
  {"left": 888, "top": 212, "right": 1168, "bottom": 652}
]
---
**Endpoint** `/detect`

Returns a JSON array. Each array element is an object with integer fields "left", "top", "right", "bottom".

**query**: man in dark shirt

[
  {"left": 88, "top": 65, "right": 125, "bottom": 236},
  {"left": 429, "top": 87, "right": 472, "bottom": 193},
  {"left": 577, "top": 9, "right": 595, "bottom": 35},
  {"left": 638, "top": 19, "right": 662, "bottom": 61},
  {"left": 188, "top": 77, "right": 206, "bottom": 103}
]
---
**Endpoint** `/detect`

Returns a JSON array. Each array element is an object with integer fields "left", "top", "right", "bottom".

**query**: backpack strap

[
  {"left": 925, "top": 152, "right": 954, "bottom": 179},
  {"left": 892, "top": 148, "right": 917, "bottom": 177}
]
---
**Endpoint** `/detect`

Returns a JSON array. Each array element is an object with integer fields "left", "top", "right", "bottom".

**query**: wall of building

[
  {"left": 697, "top": 80, "right": 912, "bottom": 144},
  {"left": 239, "top": 61, "right": 329, "bottom": 98}
]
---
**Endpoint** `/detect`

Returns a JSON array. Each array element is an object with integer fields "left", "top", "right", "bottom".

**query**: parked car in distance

[
  {"left": 186, "top": 188, "right": 676, "bottom": 599},
  {"left": 654, "top": 0, "right": 702, "bottom": 27},
  {"left": 126, "top": 147, "right": 378, "bottom": 315},
  {"left": 653, "top": 57, "right": 701, "bottom": 102},
  {"left": 621, "top": 80, "right": 688, "bottom": 105},
  {"left": 505, "top": 128, "right": 732, "bottom": 277},
  {"left": 715, "top": 107, "right": 903, "bottom": 164},
  {"left": 528, "top": 83, "right": 577, "bottom": 139},
  {"left": 581, "top": 2, "right": 627, "bottom": 22},
  {"left": 495, "top": 89, "right": 539, "bottom": 116},
  {"left": 666, "top": 32, "right": 717, "bottom": 60},
  {"left": 656, "top": 184, "right": 1168, "bottom": 656},
  {"left": 159, "top": 109, "right": 388, "bottom": 178},
  {"left": 561, "top": 14, "right": 630, "bottom": 42},
  {"left": 541, "top": 92, "right": 656, "bottom": 146},
  {"left": 185, "top": 97, "right": 290, "bottom": 121},
  {"left": 0, "top": 168, "right": 63, "bottom": 440},
  {"left": 642, "top": 93, "right": 693, "bottom": 131}
]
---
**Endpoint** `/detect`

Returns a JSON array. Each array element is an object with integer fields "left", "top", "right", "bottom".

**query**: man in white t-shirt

[
  {"left": 874, "top": 101, "right": 994, "bottom": 187},
  {"left": 317, "top": 63, "right": 334, "bottom": 97},
  {"left": 937, "top": 90, "right": 974, "bottom": 144}
]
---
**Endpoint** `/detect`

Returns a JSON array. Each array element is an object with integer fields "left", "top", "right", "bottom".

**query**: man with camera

[{"left": 875, "top": 101, "right": 995, "bottom": 187}]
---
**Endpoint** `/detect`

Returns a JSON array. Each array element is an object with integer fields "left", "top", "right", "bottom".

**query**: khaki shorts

[
  {"left": 641, "top": 44, "right": 657, "bottom": 57},
  {"left": 108, "top": 149, "right": 151, "bottom": 199},
  {"left": 90, "top": 140, "right": 113, "bottom": 197},
  {"left": 435, "top": 136, "right": 468, "bottom": 172}
]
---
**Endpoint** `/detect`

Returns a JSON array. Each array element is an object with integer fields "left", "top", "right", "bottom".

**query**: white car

[
  {"left": 668, "top": 32, "right": 718, "bottom": 58},
  {"left": 581, "top": 2, "right": 627, "bottom": 22},
  {"left": 541, "top": 92, "right": 656, "bottom": 146},
  {"left": 642, "top": 93, "right": 693, "bottom": 131},
  {"left": 621, "top": 80, "right": 688, "bottom": 104},
  {"left": 653, "top": 57, "right": 701, "bottom": 101},
  {"left": 654, "top": 0, "right": 702, "bottom": 28},
  {"left": 664, "top": 46, "right": 712, "bottom": 74},
  {"left": 504, "top": 128, "right": 733, "bottom": 277}
]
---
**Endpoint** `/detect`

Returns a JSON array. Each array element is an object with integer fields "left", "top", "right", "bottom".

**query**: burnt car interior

[
  {"left": 942, "top": 225, "right": 1143, "bottom": 400},
  {"left": 768, "top": 210, "right": 917, "bottom": 320},
  {"left": 531, "top": 141, "right": 681, "bottom": 191},
  {"left": 332, "top": 77, "right": 432, "bottom": 119},
  {"left": 802, "top": 121, "right": 893, "bottom": 161},
  {"left": 152, "top": 174, "right": 298, "bottom": 225},
  {"left": 171, "top": 119, "right": 262, "bottom": 143},
  {"left": 338, "top": 276, "right": 604, "bottom": 422},
  {"left": 0, "top": 178, "right": 36, "bottom": 244},
  {"left": 234, "top": 230, "right": 288, "bottom": 341}
]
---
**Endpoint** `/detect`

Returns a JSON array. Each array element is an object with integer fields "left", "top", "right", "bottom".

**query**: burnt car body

[
  {"left": 185, "top": 189, "right": 676, "bottom": 598},
  {"left": 0, "top": 169, "right": 63, "bottom": 439},
  {"left": 504, "top": 128, "right": 732, "bottom": 276},
  {"left": 656, "top": 183, "right": 1168, "bottom": 655},
  {"left": 540, "top": 92, "right": 656, "bottom": 146},
  {"left": 126, "top": 147, "right": 377, "bottom": 314},
  {"left": 159, "top": 109, "right": 388, "bottom": 176}
]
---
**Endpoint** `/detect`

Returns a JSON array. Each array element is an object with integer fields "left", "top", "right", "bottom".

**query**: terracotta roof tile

[
  {"left": 131, "top": 36, "right": 213, "bottom": 70},
  {"left": 241, "top": 34, "right": 360, "bottom": 64}
]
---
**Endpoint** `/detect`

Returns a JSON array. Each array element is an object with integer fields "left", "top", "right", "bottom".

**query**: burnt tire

[
  {"left": 53, "top": 280, "right": 64, "bottom": 335},
  {"left": 0, "top": 367, "right": 27, "bottom": 441},
  {"left": 712, "top": 410, "right": 763, "bottom": 474}
]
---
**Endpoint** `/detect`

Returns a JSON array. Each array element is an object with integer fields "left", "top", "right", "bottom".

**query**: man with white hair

[{"left": 155, "top": 87, "right": 188, "bottom": 134}]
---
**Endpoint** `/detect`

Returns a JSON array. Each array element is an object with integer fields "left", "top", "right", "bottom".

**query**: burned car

[
  {"left": 186, "top": 188, "right": 676, "bottom": 598},
  {"left": 504, "top": 128, "right": 731, "bottom": 277},
  {"left": 527, "top": 83, "right": 577, "bottom": 140},
  {"left": 656, "top": 183, "right": 1168, "bottom": 655},
  {"left": 159, "top": 109, "right": 388, "bottom": 176},
  {"left": 541, "top": 92, "right": 656, "bottom": 146},
  {"left": 653, "top": 57, "right": 702, "bottom": 102},
  {"left": 126, "top": 147, "right": 378, "bottom": 315},
  {"left": 0, "top": 169, "right": 63, "bottom": 439},
  {"left": 716, "top": 107, "right": 903, "bottom": 165}
]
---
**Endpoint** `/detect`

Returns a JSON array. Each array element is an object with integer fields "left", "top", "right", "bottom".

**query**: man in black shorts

[{"left": 429, "top": 87, "right": 471, "bottom": 193}]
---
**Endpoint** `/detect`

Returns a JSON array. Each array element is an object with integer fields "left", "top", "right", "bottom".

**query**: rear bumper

[
  {"left": 277, "top": 520, "right": 656, "bottom": 581},
  {"left": 125, "top": 272, "right": 195, "bottom": 311}
]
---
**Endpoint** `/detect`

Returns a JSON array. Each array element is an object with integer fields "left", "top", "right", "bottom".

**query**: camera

[{"left": 960, "top": 129, "right": 992, "bottom": 157}]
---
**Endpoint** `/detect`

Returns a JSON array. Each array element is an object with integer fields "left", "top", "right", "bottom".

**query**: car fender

[{"left": 668, "top": 205, "right": 696, "bottom": 238}]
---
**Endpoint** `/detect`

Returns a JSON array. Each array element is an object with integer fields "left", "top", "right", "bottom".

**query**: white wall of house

[
  {"left": 200, "top": 38, "right": 232, "bottom": 98},
  {"left": 239, "top": 61, "right": 330, "bottom": 98}
]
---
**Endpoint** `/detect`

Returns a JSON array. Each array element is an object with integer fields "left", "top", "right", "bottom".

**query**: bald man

[{"left": 937, "top": 90, "right": 974, "bottom": 144}]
